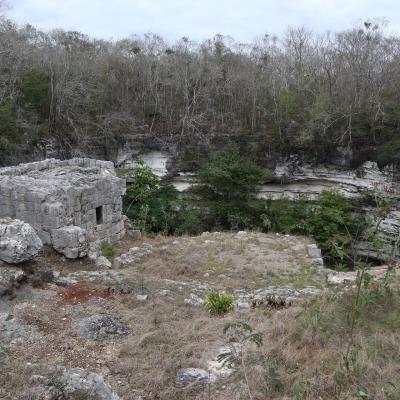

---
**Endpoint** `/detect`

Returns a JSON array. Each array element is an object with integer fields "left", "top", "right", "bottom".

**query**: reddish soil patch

[{"left": 58, "top": 283, "right": 112, "bottom": 305}]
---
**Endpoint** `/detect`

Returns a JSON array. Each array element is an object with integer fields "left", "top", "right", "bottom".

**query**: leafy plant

[
  {"left": 196, "top": 147, "right": 271, "bottom": 230},
  {"left": 123, "top": 160, "right": 182, "bottom": 234},
  {"left": 293, "top": 379, "right": 307, "bottom": 400},
  {"left": 219, "top": 321, "right": 264, "bottom": 399},
  {"left": 264, "top": 364, "right": 285, "bottom": 393},
  {"left": 308, "top": 189, "right": 355, "bottom": 255},
  {"left": 204, "top": 291, "right": 234, "bottom": 315}
]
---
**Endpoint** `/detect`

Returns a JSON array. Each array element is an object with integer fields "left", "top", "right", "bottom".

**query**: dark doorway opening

[{"left": 96, "top": 206, "right": 103, "bottom": 225}]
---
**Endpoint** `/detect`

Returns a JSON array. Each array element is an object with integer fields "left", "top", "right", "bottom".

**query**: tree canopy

[{"left": 0, "top": 19, "right": 399, "bottom": 164}]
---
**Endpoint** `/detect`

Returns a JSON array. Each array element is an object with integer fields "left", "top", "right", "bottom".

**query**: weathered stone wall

[{"left": 0, "top": 159, "right": 126, "bottom": 254}]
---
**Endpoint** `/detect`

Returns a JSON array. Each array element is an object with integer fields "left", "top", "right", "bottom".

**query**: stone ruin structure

[{"left": 0, "top": 158, "right": 126, "bottom": 258}]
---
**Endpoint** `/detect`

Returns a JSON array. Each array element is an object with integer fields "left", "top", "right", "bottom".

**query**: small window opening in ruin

[{"left": 96, "top": 206, "right": 103, "bottom": 225}]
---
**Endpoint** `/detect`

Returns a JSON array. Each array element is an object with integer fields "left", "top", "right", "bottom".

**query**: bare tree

[{"left": 0, "top": 17, "right": 399, "bottom": 164}]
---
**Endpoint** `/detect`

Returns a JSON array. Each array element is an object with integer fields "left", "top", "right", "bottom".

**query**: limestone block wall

[{"left": 0, "top": 158, "right": 126, "bottom": 247}]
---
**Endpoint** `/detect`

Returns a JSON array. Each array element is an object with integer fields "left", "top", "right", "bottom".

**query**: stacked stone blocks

[{"left": 0, "top": 158, "right": 126, "bottom": 258}]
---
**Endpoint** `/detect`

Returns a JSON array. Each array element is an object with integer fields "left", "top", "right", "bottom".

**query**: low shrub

[{"left": 204, "top": 291, "right": 234, "bottom": 315}]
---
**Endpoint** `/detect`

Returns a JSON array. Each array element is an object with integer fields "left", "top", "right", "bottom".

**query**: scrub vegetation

[{"left": 0, "top": 17, "right": 400, "bottom": 166}]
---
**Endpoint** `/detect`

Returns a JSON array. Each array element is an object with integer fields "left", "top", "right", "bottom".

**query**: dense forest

[{"left": 0, "top": 12, "right": 400, "bottom": 164}]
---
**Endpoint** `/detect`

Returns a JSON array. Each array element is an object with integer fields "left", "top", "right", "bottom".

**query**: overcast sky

[{"left": 4, "top": 0, "right": 399, "bottom": 42}]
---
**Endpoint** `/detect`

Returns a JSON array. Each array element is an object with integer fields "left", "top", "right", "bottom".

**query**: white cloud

[{"left": 5, "top": 0, "right": 399, "bottom": 41}]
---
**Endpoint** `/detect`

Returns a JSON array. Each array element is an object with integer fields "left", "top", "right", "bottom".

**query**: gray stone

[
  {"left": 307, "top": 244, "right": 322, "bottom": 258},
  {"left": 0, "top": 219, "right": 42, "bottom": 263},
  {"left": 114, "top": 244, "right": 153, "bottom": 268},
  {"left": 323, "top": 265, "right": 393, "bottom": 285},
  {"left": 51, "top": 226, "right": 89, "bottom": 259},
  {"left": 176, "top": 368, "right": 212, "bottom": 386},
  {"left": 23, "top": 366, "right": 120, "bottom": 400},
  {"left": 0, "top": 313, "right": 31, "bottom": 344},
  {"left": 291, "top": 244, "right": 305, "bottom": 252},
  {"left": 235, "top": 231, "right": 248, "bottom": 239},
  {"left": 130, "top": 230, "right": 142, "bottom": 240},
  {"left": 72, "top": 314, "right": 128, "bottom": 341},
  {"left": 311, "top": 257, "right": 324, "bottom": 266},
  {"left": 184, "top": 293, "right": 204, "bottom": 307},
  {"left": 95, "top": 256, "right": 112, "bottom": 269},
  {"left": 0, "top": 266, "right": 26, "bottom": 297},
  {"left": 60, "top": 367, "right": 120, "bottom": 399},
  {"left": 88, "top": 241, "right": 101, "bottom": 260},
  {"left": 235, "top": 301, "right": 251, "bottom": 310},
  {"left": 251, "top": 284, "right": 322, "bottom": 304},
  {"left": 136, "top": 294, "right": 148, "bottom": 301},
  {"left": 207, "top": 343, "right": 241, "bottom": 379}
]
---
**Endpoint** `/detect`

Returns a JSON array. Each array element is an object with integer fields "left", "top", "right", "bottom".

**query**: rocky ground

[{"left": 0, "top": 232, "right": 397, "bottom": 400}]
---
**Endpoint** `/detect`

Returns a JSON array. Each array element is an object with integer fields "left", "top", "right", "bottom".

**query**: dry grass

[
  {"left": 233, "top": 281, "right": 400, "bottom": 400},
  {"left": 1, "top": 233, "right": 398, "bottom": 400},
  {"left": 116, "top": 232, "right": 319, "bottom": 291}
]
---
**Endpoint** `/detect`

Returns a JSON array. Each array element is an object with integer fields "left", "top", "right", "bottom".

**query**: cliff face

[
  {"left": 3, "top": 133, "right": 400, "bottom": 262},
  {"left": 261, "top": 158, "right": 396, "bottom": 199},
  {"left": 114, "top": 137, "right": 400, "bottom": 262},
  {"left": 262, "top": 159, "right": 400, "bottom": 262}
]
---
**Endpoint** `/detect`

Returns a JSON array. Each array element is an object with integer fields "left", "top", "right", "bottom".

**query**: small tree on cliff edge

[{"left": 197, "top": 147, "right": 271, "bottom": 230}]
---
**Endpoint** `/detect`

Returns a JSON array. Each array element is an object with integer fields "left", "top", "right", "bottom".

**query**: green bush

[
  {"left": 173, "top": 204, "right": 205, "bottom": 235},
  {"left": 308, "top": 189, "right": 356, "bottom": 254},
  {"left": 204, "top": 291, "right": 234, "bottom": 315},
  {"left": 123, "top": 160, "right": 202, "bottom": 235},
  {"left": 196, "top": 147, "right": 271, "bottom": 230},
  {"left": 260, "top": 196, "right": 310, "bottom": 234},
  {"left": 258, "top": 190, "right": 361, "bottom": 265}
]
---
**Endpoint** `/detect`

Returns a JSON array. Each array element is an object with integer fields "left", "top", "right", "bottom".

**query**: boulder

[
  {"left": 0, "top": 266, "right": 26, "bottom": 297},
  {"left": 51, "top": 226, "right": 89, "bottom": 259},
  {"left": 22, "top": 366, "right": 120, "bottom": 400},
  {"left": 95, "top": 256, "right": 112, "bottom": 269},
  {"left": 184, "top": 293, "right": 204, "bottom": 307},
  {"left": 61, "top": 367, "right": 120, "bottom": 400},
  {"left": 322, "top": 265, "right": 397, "bottom": 285},
  {"left": 311, "top": 258, "right": 324, "bottom": 266},
  {"left": 0, "top": 218, "right": 42, "bottom": 264},
  {"left": 207, "top": 343, "right": 242, "bottom": 379},
  {"left": 307, "top": 244, "right": 322, "bottom": 258},
  {"left": 130, "top": 230, "right": 142, "bottom": 240},
  {"left": 291, "top": 244, "right": 305, "bottom": 252},
  {"left": 72, "top": 314, "right": 128, "bottom": 341},
  {"left": 176, "top": 368, "right": 212, "bottom": 386},
  {"left": 235, "top": 301, "right": 251, "bottom": 311},
  {"left": 114, "top": 243, "right": 152, "bottom": 268}
]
